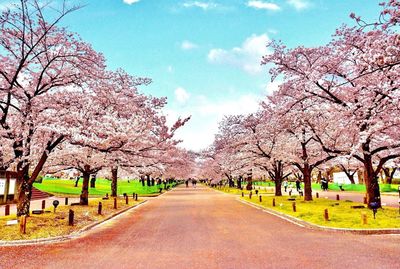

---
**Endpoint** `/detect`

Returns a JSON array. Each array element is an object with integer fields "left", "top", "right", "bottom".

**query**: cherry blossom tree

[
  {"left": 262, "top": 0, "right": 400, "bottom": 206},
  {"left": 0, "top": 0, "right": 106, "bottom": 215}
]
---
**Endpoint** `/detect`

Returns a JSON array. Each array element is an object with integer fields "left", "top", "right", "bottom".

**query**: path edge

[
  {"left": 237, "top": 198, "right": 400, "bottom": 235},
  {"left": 0, "top": 200, "right": 148, "bottom": 247}
]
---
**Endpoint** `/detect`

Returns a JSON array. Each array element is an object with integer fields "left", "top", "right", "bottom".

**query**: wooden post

[
  {"left": 292, "top": 202, "right": 296, "bottom": 212},
  {"left": 5, "top": 204, "right": 10, "bottom": 216},
  {"left": 68, "top": 209, "right": 74, "bottom": 226},
  {"left": 259, "top": 195, "right": 262, "bottom": 203},
  {"left": 132, "top": 193, "right": 136, "bottom": 199},
  {"left": 272, "top": 198, "right": 276, "bottom": 207},
  {"left": 19, "top": 215, "right": 27, "bottom": 234},
  {"left": 241, "top": 192, "right": 244, "bottom": 197},
  {"left": 249, "top": 191, "right": 252, "bottom": 199},
  {"left": 98, "top": 202, "right": 102, "bottom": 215},
  {"left": 41, "top": 200, "right": 46, "bottom": 210},
  {"left": 114, "top": 197, "right": 117, "bottom": 209},
  {"left": 135, "top": 194, "right": 138, "bottom": 201},
  {"left": 363, "top": 196, "right": 367, "bottom": 204},
  {"left": 125, "top": 195, "right": 129, "bottom": 205},
  {"left": 316, "top": 192, "right": 319, "bottom": 198},
  {"left": 361, "top": 212, "right": 367, "bottom": 225},
  {"left": 336, "top": 194, "right": 340, "bottom": 201},
  {"left": 65, "top": 197, "right": 69, "bottom": 205},
  {"left": 324, "top": 209, "right": 329, "bottom": 221}
]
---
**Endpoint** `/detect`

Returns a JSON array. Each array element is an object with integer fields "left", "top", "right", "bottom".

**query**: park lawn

[
  {"left": 0, "top": 197, "right": 143, "bottom": 241},
  {"left": 218, "top": 186, "right": 274, "bottom": 195},
  {"left": 241, "top": 194, "right": 400, "bottom": 229},
  {"left": 312, "top": 183, "right": 399, "bottom": 193},
  {"left": 244, "top": 181, "right": 399, "bottom": 193},
  {"left": 33, "top": 178, "right": 176, "bottom": 196}
]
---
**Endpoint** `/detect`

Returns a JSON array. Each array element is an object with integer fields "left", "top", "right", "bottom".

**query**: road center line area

[{"left": 1, "top": 185, "right": 399, "bottom": 269}]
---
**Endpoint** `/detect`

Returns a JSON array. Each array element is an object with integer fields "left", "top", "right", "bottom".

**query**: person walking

[
  {"left": 283, "top": 180, "right": 288, "bottom": 192},
  {"left": 295, "top": 179, "right": 301, "bottom": 192}
]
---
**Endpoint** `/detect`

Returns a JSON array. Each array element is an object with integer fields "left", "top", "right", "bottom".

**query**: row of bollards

[
  {"left": 315, "top": 192, "right": 340, "bottom": 201},
  {"left": 246, "top": 193, "right": 371, "bottom": 225},
  {"left": 15, "top": 193, "right": 140, "bottom": 234}
]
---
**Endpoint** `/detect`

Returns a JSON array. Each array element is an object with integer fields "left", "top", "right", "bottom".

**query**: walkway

[{"left": 1, "top": 185, "right": 399, "bottom": 268}]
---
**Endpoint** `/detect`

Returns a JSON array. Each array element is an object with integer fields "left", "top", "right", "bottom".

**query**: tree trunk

[
  {"left": 275, "top": 178, "right": 282, "bottom": 196},
  {"left": 16, "top": 165, "right": 32, "bottom": 216},
  {"left": 80, "top": 170, "right": 90, "bottom": 205},
  {"left": 363, "top": 158, "right": 381, "bottom": 208},
  {"left": 303, "top": 164, "right": 313, "bottom": 201},
  {"left": 146, "top": 175, "right": 151, "bottom": 186},
  {"left": 226, "top": 174, "right": 234, "bottom": 188},
  {"left": 111, "top": 167, "right": 118, "bottom": 197},
  {"left": 237, "top": 176, "right": 242, "bottom": 189},
  {"left": 383, "top": 167, "right": 396, "bottom": 184}
]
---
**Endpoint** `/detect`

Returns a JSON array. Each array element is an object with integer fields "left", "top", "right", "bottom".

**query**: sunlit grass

[
  {"left": 0, "top": 197, "right": 142, "bottom": 241},
  {"left": 34, "top": 178, "right": 176, "bottom": 196},
  {"left": 217, "top": 187, "right": 400, "bottom": 229}
]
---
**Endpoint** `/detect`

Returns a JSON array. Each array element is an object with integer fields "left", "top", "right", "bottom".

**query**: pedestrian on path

[
  {"left": 295, "top": 179, "right": 301, "bottom": 192},
  {"left": 283, "top": 180, "right": 288, "bottom": 192}
]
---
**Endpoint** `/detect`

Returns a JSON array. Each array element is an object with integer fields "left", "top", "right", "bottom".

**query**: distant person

[
  {"left": 295, "top": 179, "right": 301, "bottom": 192},
  {"left": 185, "top": 179, "right": 189, "bottom": 188},
  {"left": 283, "top": 180, "right": 288, "bottom": 192},
  {"left": 321, "top": 178, "right": 328, "bottom": 191}
]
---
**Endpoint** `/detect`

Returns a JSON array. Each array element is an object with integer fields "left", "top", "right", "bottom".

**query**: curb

[
  {"left": 237, "top": 198, "right": 400, "bottom": 235},
  {"left": 0, "top": 200, "right": 148, "bottom": 247}
]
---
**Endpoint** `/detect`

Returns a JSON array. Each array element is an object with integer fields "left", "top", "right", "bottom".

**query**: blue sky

[{"left": 1, "top": 0, "right": 382, "bottom": 151}]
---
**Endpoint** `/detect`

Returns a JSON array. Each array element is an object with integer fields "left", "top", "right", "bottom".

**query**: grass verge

[
  {"left": 34, "top": 178, "right": 176, "bottom": 196},
  {"left": 0, "top": 197, "right": 142, "bottom": 241},
  {"left": 217, "top": 187, "right": 400, "bottom": 229}
]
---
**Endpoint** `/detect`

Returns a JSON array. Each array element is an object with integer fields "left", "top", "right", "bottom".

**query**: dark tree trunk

[
  {"left": 15, "top": 135, "right": 64, "bottom": 216},
  {"left": 275, "top": 179, "right": 282, "bottom": 196},
  {"left": 226, "top": 174, "right": 234, "bottom": 188},
  {"left": 303, "top": 164, "right": 312, "bottom": 201},
  {"left": 80, "top": 167, "right": 91, "bottom": 205},
  {"left": 363, "top": 156, "right": 381, "bottom": 208},
  {"left": 111, "top": 167, "right": 118, "bottom": 197},
  {"left": 16, "top": 166, "right": 32, "bottom": 216},
  {"left": 383, "top": 167, "right": 396, "bottom": 184},
  {"left": 141, "top": 176, "right": 145, "bottom": 186},
  {"left": 146, "top": 175, "right": 151, "bottom": 186},
  {"left": 237, "top": 176, "right": 242, "bottom": 189}
]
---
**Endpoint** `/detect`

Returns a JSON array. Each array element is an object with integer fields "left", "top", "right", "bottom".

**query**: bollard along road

[{"left": 1, "top": 185, "right": 399, "bottom": 269}]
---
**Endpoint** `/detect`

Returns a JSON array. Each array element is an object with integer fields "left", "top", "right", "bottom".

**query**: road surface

[{"left": 1, "top": 185, "right": 399, "bottom": 269}]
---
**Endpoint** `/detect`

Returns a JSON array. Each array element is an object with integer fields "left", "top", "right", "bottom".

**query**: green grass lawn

[
  {"left": 252, "top": 181, "right": 399, "bottom": 193},
  {"left": 217, "top": 186, "right": 400, "bottom": 229},
  {"left": 312, "top": 183, "right": 399, "bottom": 193},
  {"left": 33, "top": 178, "right": 176, "bottom": 196}
]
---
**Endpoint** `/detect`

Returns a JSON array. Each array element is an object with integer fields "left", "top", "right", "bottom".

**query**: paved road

[{"left": 1, "top": 186, "right": 399, "bottom": 269}]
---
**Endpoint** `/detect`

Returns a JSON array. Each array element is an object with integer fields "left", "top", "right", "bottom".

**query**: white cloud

[
  {"left": 167, "top": 65, "right": 174, "bottom": 73},
  {"left": 165, "top": 93, "right": 261, "bottom": 151},
  {"left": 182, "top": 1, "right": 218, "bottom": 10},
  {"left": 175, "top": 87, "right": 191, "bottom": 104},
  {"left": 208, "top": 33, "right": 271, "bottom": 75},
  {"left": 181, "top": 40, "right": 198, "bottom": 50},
  {"left": 123, "top": 0, "right": 140, "bottom": 5},
  {"left": 247, "top": 1, "right": 281, "bottom": 11},
  {"left": 287, "top": 0, "right": 310, "bottom": 10}
]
